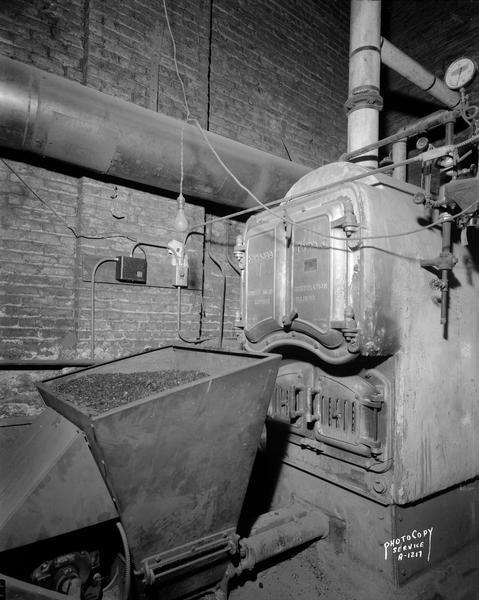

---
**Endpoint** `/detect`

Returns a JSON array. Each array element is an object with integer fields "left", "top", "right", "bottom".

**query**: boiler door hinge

[{"left": 330, "top": 198, "right": 359, "bottom": 238}]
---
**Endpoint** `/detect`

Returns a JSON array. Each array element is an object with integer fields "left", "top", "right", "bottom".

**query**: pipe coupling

[{"left": 345, "top": 86, "right": 383, "bottom": 114}]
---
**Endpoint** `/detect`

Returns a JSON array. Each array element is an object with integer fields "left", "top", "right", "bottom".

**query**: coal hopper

[{"left": 30, "top": 345, "right": 280, "bottom": 596}]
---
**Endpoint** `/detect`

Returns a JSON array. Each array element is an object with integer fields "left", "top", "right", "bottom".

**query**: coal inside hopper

[{"left": 36, "top": 345, "right": 280, "bottom": 587}]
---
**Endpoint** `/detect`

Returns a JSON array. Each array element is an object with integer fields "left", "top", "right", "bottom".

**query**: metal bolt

[{"left": 373, "top": 479, "right": 386, "bottom": 494}]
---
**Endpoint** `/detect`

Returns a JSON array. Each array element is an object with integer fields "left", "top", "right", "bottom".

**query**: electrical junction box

[
  {"left": 115, "top": 256, "right": 147, "bottom": 284},
  {"left": 175, "top": 263, "right": 188, "bottom": 287}
]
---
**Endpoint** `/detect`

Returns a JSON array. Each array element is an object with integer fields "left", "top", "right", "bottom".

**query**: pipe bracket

[{"left": 345, "top": 86, "right": 383, "bottom": 114}]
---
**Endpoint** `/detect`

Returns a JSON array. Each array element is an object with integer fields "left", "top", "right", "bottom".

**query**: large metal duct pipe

[
  {"left": 0, "top": 56, "right": 309, "bottom": 210},
  {"left": 346, "top": 0, "right": 382, "bottom": 168},
  {"left": 381, "top": 38, "right": 461, "bottom": 109}
]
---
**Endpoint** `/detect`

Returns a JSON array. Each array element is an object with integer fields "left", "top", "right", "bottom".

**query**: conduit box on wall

[{"left": 115, "top": 256, "right": 147, "bottom": 284}]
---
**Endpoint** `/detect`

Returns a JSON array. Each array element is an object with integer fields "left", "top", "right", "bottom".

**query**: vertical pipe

[
  {"left": 440, "top": 216, "right": 453, "bottom": 326},
  {"left": 445, "top": 120, "right": 455, "bottom": 146},
  {"left": 392, "top": 138, "right": 407, "bottom": 181},
  {"left": 347, "top": 0, "right": 382, "bottom": 168}
]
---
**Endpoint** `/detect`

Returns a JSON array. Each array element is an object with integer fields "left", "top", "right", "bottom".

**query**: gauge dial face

[{"left": 445, "top": 57, "right": 477, "bottom": 90}]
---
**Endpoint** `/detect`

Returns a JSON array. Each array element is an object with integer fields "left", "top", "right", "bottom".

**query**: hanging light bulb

[{"left": 174, "top": 193, "right": 188, "bottom": 236}]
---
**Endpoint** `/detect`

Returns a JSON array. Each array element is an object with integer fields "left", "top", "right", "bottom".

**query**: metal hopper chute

[{"left": 34, "top": 345, "right": 280, "bottom": 596}]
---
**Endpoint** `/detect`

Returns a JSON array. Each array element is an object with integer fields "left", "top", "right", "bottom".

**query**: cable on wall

[
  {"left": 187, "top": 154, "right": 479, "bottom": 243},
  {"left": 3, "top": 132, "right": 477, "bottom": 248},
  {"left": 160, "top": 0, "right": 479, "bottom": 248},
  {"left": 161, "top": 0, "right": 277, "bottom": 221},
  {"left": 91, "top": 257, "right": 119, "bottom": 360},
  {"left": 1, "top": 159, "right": 140, "bottom": 244}
]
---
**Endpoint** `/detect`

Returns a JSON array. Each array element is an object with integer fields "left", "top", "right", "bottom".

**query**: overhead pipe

[
  {"left": 0, "top": 56, "right": 309, "bottom": 210},
  {"left": 346, "top": 0, "right": 383, "bottom": 168},
  {"left": 341, "top": 108, "right": 461, "bottom": 162},
  {"left": 380, "top": 38, "right": 461, "bottom": 109}
]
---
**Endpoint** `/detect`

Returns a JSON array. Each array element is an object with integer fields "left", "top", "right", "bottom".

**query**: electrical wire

[
  {"left": 4, "top": 114, "right": 478, "bottom": 248},
  {"left": 177, "top": 229, "right": 217, "bottom": 345},
  {"left": 163, "top": 0, "right": 479, "bottom": 242},
  {"left": 189, "top": 161, "right": 479, "bottom": 243},
  {"left": 186, "top": 155, "right": 419, "bottom": 237},
  {"left": 180, "top": 122, "right": 187, "bottom": 197},
  {"left": 161, "top": 0, "right": 479, "bottom": 245},
  {"left": 162, "top": 0, "right": 192, "bottom": 120},
  {"left": 177, "top": 286, "right": 210, "bottom": 344},
  {"left": 130, "top": 241, "right": 169, "bottom": 257},
  {"left": 1, "top": 158, "right": 140, "bottom": 244},
  {"left": 161, "top": 0, "right": 287, "bottom": 223},
  {"left": 162, "top": 0, "right": 295, "bottom": 227},
  {"left": 115, "top": 522, "right": 131, "bottom": 600},
  {"left": 91, "top": 258, "right": 118, "bottom": 360}
]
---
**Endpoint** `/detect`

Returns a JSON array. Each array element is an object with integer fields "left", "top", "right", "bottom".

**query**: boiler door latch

[
  {"left": 330, "top": 306, "right": 360, "bottom": 353},
  {"left": 282, "top": 309, "right": 298, "bottom": 330}
]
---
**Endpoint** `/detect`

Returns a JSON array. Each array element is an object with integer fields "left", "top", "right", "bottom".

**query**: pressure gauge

[{"left": 444, "top": 57, "right": 477, "bottom": 90}]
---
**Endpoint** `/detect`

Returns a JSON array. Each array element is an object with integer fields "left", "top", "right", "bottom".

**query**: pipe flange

[{"left": 345, "top": 86, "right": 384, "bottom": 114}]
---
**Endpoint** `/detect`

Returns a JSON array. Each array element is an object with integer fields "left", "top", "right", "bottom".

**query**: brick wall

[
  {"left": 210, "top": 0, "right": 350, "bottom": 166},
  {"left": 0, "top": 0, "right": 350, "bottom": 415}
]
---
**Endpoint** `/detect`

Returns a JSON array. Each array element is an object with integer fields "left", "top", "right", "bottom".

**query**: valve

[{"left": 420, "top": 212, "right": 458, "bottom": 326}]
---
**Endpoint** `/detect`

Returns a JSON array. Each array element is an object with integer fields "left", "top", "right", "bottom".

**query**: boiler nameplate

[
  {"left": 246, "top": 231, "right": 275, "bottom": 325},
  {"left": 292, "top": 216, "right": 330, "bottom": 327}
]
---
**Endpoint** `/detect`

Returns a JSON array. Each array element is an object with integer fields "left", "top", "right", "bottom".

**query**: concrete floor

[{"left": 229, "top": 537, "right": 479, "bottom": 600}]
